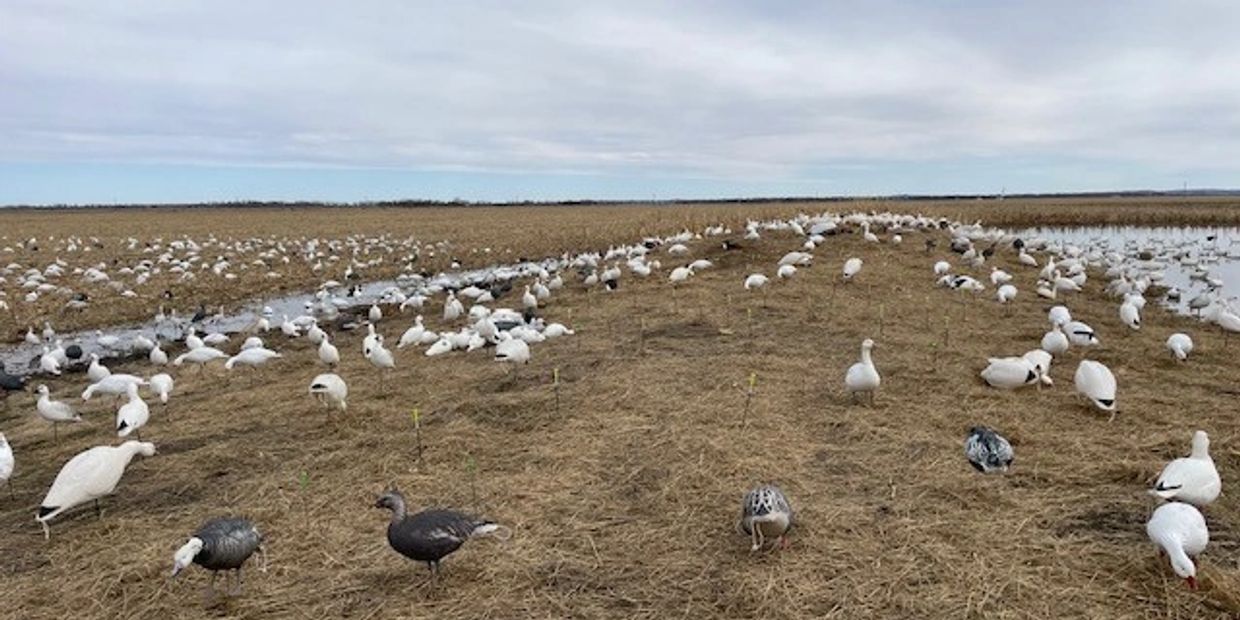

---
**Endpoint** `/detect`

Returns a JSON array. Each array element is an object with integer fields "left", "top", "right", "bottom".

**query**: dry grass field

[
  {"left": 2, "top": 196, "right": 1239, "bottom": 342},
  {"left": 1, "top": 201, "right": 1240, "bottom": 619}
]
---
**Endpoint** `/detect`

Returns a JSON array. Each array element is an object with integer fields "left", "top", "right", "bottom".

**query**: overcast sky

[{"left": 2, "top": 1, "right": 1238, "bottom": 204}]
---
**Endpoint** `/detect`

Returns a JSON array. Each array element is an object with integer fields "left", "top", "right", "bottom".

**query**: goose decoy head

[{"left": 171, "top": 537, "right": 204, "bottom": 577}]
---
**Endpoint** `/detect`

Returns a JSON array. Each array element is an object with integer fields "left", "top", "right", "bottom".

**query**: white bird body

[
  {"left": 1166, "top": 333, "right": 1193, "bottom": 361},
  {"left": 425, "top": 338, "right": 453, "bottom": 356},
  {"left": 82, "top": 374, "right": 146, "bottom": 401},
  {"left": 494, "top": 333, "right": 531, "bottom": 364},
  {"left": 842, "top": 258, "right": 863, "bottom": 281},
  {"left": 1041, "top": 326, "right": 1070, "bottom": 356},
  {"left": 241, "top": 336, "right": 264, "bottom": 350},
  {"left": 777, "top": 264, "right": 797, "bottom": 279},
  {"left": 1074, "top": 360, "right": 1116, "bottom": 412},
  {"left": 933, "top": 261, "right": 951, "bottom": 275},
  {"left": 543, "top": 323, "right": 575, "bottom": 338},
  {"left": 87, "top": 354, "right": 111, "bottom": 383},
  {"left": 1119, "top": 301, "right": 1141, "bottom": 330},
  {"left": 1146, "top": 502, "right": 1208, "bottom": 590},
  {"left": 37, "top": 385, "right": 81, "bottom": 425},
  {"left": 148, "top": 373, "right": 174, "bottom": 404},
  {"left": 309, "top": 373, "right": 348, "bottom": 412},
  {"left": 0, "top": 433, "right": 12, "bottom": 492},
  {"left": 368, "top": 304, "right": 383, "bottom": 323},
  {"left": 669, "top": 266, "right": 692, "bottom": 284},
  {"left": 744, "top": 274, "right": 769, "bottom": 290},
  {"left": 115, "top": 383, "right": 149, "bottom": 437},
  {"left": 37, "top": 440, "right": 156, "bottom": 538},
  {"left": 397, "top": 317, "right": 428, "bottom": 349},
  {"left": 1022, "top": 349, "right": 1054, "bottom": 385},
  {"left": 173, "top": 346, "right": 227, "bottom": 368},
  {"left": 845, "top": 339, "right": 880, "bottom": 401},
  {"left": 318, "top": 337, "right": 340, "bottom": 366},
  {"left": 1048, "top": 305, "right": 1072, "bottom": 327},
  {"left": 996, "top": 284, "right": 1017, "bottom": 304},
  {"left": 225, "top": 347, "right": 282, "bottom": 370},
  {"left": 980, "top": 357, "right": 1038, "bottom": 389},
  {"left": 149, "top": 345, "right": 168, "bottom": 366},
  {"left": 185, "top": 329, "right": 204, "bottom": 350},
  {"left": 1064, "top": 320, "right": 1099, "bottom": 347},
  {"left": 1151, "top": 431, "right": 1221, "bottom": 507}
]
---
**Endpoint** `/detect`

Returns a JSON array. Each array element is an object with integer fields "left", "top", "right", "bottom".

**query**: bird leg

[
  {"left": 94, "top": 498, "right": 102, "bottom": 519},
  {"left": 205, "top": 572, "right": 219, "bottom": 602},
  {"left": 230, "top": 568, "right": 244, "bottom": 596}
]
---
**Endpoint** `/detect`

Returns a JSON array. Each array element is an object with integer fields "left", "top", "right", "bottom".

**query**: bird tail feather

[{"left": 473, "top": 522, "right": 513, "bottom": 541}]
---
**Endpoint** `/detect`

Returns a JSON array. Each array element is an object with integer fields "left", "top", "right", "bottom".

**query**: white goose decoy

[
  {"left": 397, "top": 316, "right": 430, "bottom": 349},
  {"left": 842, "top": 258, "right": 863, "bottom": 282},
  {"left": 309, "top": 373, "right": 348, "bottom": 414},
  {"left": 1146, "top": 502, "right": 1209, "bottom": 590},
  {"left": 845, "top": 338, "right": 880, "bottom": 404},
  {"left": 736, "top": 484, "right": 794, "bottom": 551},
  {"left": 149, "top": 344, "right": 169, "bottom": 366},
  {"left": 39, "top": 347, "right": 61, "bottom": 375},
  {"left": 1048, "top": 305, "right": 1072, "bottom": 327},
  {"left": 1040, "top": 325, "right": 1070, "bottom": 356},
  {"left": 241, "top": 336, "right": 265, "bottom": 351},
  {"left": 443, "top": 292, "right": 463, "bottom": 321},
  {"left": 494, "top": 332, "right": 531, "bottom": 366},
  {"left": 0, "top": 433, "right": 12, "bottom": 498},
  {"left": 87, "top": 354, "right": 111, "bottom": 383},
  {"left": 279, "top": 315, "right": 300, "bottom": 338},
  {"left": 115, "top": 383, "right": 150, "bottom": 439},
  {"left": 1022, "top": 349, "right": 1054, "bottom": 386},
  {"left": 365, "top": 335, "right": 396, "bottom": 387},
  {"left": 1150, "top": 430, "right": 1221, "bottom": 507},
  {"left": 996, "top": 284, "right": 1017, "bottom": 306},
  {"left": 1119, "top": 301, "right": 1141, "bottom": 330},
  {"left": 522, "top": 286, "right": 538, "bottom": 310},
  {"left": 369, "top": 303, "right": 383, "bottom": 323},
  {"left": 1166, "top": 333, "right": 1193, "bottom": 362},
  {"left": 1064, "top": 320, "right": 1099, "bottom": 347},
  {"left": 148, "top": 373, "right": 174, "bottom": 406},
  {"left": 743, "top": 274, "right": 769, "bottom": 290},
  {"left": 776, "top": 264, "right": 797, "bottom": 279},
  {"left": 225, "top": 347, "right": 283, "bottom": 371},
  {"left": 173, "top": 346, "right": 228, "bottom": 370},
  {"left": 36, "top": 385, "right": 81, "bottom": 440},
  {"left": 980, "top": 356, "right": 1038, "bottom": 389},
  {"left": 1074, "top": 360, "right": 1117, "bottom": 414},
  {"left": 82, "top": 374, "right": 146, "bottom": 402},
  {"left": 425, "top": 338, "right": 453, "bottom": 357},
  {"left": 318, "top": 335, "right": 340, "bottom": 367},
  {"left": 37, "top": 440, "right": 157, "bottom": 539},
  {"left": 185, "top": 328, "right": 205, "bottom": 350}
]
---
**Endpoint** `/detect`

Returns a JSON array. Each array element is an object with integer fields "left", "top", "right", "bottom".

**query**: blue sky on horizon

[{"left": 3, "top": 1, "right": 1238, "bottom": 205}]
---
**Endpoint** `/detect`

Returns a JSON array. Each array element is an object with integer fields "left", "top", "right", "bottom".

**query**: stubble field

[{"left": 1, "top": 199, "right": 1239, "bottom": 619}]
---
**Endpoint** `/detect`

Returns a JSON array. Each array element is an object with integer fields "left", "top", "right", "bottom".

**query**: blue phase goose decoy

[
  {"left": 964, "top": 427, "right": 1014, "bottom": 473},
  {"left": 374, "top": 488, "right": 511, "bottom": 576},
  {"left": 172, "top": 517, "right": 266, "bottom": 597},
  {"left": 1150, "top": 431, "right": 1221, "bottom": 507},
  {"left": 737, "top": 484, "right": 794, "bottom": 551}
]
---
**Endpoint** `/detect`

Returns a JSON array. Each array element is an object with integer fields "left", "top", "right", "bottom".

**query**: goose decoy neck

[
  {"left": 375, "top": 490, "right": 408, "bottom": 521},
  {"left": 1191, "top": 431, "right": 1210, "bottom": 458}
]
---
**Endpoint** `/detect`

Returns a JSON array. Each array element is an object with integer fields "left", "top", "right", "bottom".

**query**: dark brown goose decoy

[
  {"left": 375, "top": 488, "right": 510, "bottom": 577},
  {"left": 172, "top": 517, "right": 266, "bottom": 597}
]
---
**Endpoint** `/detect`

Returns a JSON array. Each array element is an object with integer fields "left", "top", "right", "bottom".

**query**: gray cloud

[{"left": 3, "top": 0, "right": 1239, "bottom": 184}]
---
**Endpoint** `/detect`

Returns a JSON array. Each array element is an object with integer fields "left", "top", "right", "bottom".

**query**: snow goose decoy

[
  {"left": 1040, "top": 325, "right": 1070, "bottom": 356},
  {"left": 845, "top": 338, "right": 880, "bottom": 404},
  {"left": 1166, "top": 333, "right": 1193, "bottom": 362},
  {"left": 1147, "top": 502, "right": 1208, "bottom": 590},
  {"left": 0, "top": 433, "right": 13, "bottom": 498},
  {"left": 172, "top": 517, "right": 266, "bottom": 597},
  {"left": 1048, "top": 305, "right": 1072, "bottom": 327},
  {"left": 980, "top": 357, "right": 1038, "bottom": 390},
  {"left": 1119, "top": 301, "right": 1141, "bottom": 330},
  {"left": 225, "top": 347, "right": 283, "bottom": 372},
  {"left": 318, "top": 335, "right": 340, "bottom": 367},
  {"left": 1022, "top": 349, "right": 1053, "bottom": 386},
  {"left": 1064, "top": 320, "right": 1099, "bottom": 347},
  {"left": 1150, "top": 430, "right": 1221, "bottom": 507},
  {"left": 1074, "top": 360, "right": 1117, "bottom": 416},
  {"left": 149, "top": 344, "right": 169, "bottom": 366},
  {"left": 309, "top": 373, "right": 348, "bottom": 416},
  {"left": 82, "top": 373, "right": 146, "bottom": 402},
  {"left": 173, "top": 346, "right": 228, "bottom": 371},
  {"left": 115, "top": 382, "right": 150, "bottom": 439},
  {"left": 37, "top": 440, "right": 156, "bottom": 539},
  {"left": 148, "top": 373, "right": 174, "bottom": 408},
  {"left": 36, "top": 385, "right": 81, "bottom": 441},
  {"left": 87, "top": 354, "right": 111, "bottom": 383},
  {"left": 494, "top": 332, "right": 531, "bottom": 367},
  {"left": 964, "top": 426, "right": 1013, "bottom": 473},
  {"left": 737, "top": 484, "right": 794, "bottom": 551},
  {"left": 374, "top": 488, "right": 510, "bottom": 577},
  {"left": 842, "top": 258, "right": 862, "bottom": 282}
]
